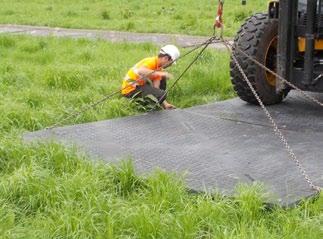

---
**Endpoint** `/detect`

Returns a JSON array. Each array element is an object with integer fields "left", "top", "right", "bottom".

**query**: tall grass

[
  {"left": 0, "top": 35, "right": 322, "bottom": 238},
  {"left": 0, "top": 0, "right": 266, "bottom": 37}
]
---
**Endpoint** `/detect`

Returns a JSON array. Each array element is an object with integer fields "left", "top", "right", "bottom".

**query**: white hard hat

[{"left": 159, "top": 44, "right": 180, "bottom": 64}]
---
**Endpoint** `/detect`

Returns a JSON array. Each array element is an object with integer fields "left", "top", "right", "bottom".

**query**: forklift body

[{"left": 230, "top": 0, "right": 323, "bottom": 104}]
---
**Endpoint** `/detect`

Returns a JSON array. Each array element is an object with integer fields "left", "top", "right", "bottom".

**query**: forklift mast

[
  {"left": 276, "top": 0, "right": 323, "bottom": 91},
  {"left": 230, "top": 0, "right": 323, "bottom": 105}
]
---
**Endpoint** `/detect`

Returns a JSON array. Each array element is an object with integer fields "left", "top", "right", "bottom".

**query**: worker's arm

[{"left": 136, "top": 67, "right": 173, "bottom": 80}]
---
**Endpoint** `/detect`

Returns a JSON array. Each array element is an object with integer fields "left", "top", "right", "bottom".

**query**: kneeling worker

[{"left": 121, "top": 45, "right": 180, "bottom": 110}]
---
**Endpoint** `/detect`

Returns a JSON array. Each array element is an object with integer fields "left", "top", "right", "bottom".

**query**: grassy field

[
  {"left": 0, "top": 35, "right": 322, "bottom": 238},
  {"left": 0, "top": 0, "right": 267, "bottom": 37},
  {"left": 0, "top": 34, "right": 233, "bottom": 133}
]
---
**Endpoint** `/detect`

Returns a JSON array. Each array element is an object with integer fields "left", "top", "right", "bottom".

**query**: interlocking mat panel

[{"left": 24, "top": 92, "right": 323, "bottom": 206}]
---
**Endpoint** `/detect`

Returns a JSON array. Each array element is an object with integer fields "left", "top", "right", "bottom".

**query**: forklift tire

[{"left": 230, "top": 13, "right": 289, "bottom": 105}]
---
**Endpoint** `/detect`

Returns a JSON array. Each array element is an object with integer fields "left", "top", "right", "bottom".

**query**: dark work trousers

[{"left": 125, "top": 78, "right": 167, "bottom": 103}]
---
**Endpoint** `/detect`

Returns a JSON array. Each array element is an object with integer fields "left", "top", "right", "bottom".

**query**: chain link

[{"left": 224, "top": 40, "right": 320, "bottom": 192}]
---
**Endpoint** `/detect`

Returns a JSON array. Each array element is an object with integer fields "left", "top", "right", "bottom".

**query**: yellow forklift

[{"left": 230, "top": 0, "right": 323, "bottom": 104}]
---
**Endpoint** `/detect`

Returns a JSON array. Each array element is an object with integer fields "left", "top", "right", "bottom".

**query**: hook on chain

[{"left": 213, "top": 0, "right": 224, "bottom": 38}]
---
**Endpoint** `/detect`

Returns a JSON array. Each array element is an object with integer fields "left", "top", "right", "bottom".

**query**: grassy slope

[
  {"left": 0, "top": 35, "right": 322, "bottom": 238},
  {"left": 0, "top": 0, "right": 266, "bottom": 37}
]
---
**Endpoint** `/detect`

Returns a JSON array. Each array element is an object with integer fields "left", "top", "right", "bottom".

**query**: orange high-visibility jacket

[{"left": 121, "top": 56, "right": 162, "bottom": 95}]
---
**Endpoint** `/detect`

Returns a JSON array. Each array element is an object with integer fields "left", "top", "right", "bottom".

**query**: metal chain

[
  {"left": 158, "top": 36, "right": 220, "bottom": 105},
  {"left": 45, "top": 90, "right": 121, "bottom": 130},
  {"left": 225, "top": 41, "right": 320, "bottom": 192},
  {"left": 223, "top": 39, "right": 323, "bottom": 107},
  {"left": 183, "top": 39, "right": 222, "bottom": 49}
]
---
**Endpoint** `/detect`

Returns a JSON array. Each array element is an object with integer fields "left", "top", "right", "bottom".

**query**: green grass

[
  {"left": 0, "top": 0, "right": 267, "bottom": 37},
  {"left": 0, "top": 35, "right": 322, "bottom": 238}
]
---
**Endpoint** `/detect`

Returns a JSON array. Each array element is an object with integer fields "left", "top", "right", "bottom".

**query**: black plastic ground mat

[{"left": 24, "top": 92, "right": 323, "bottom": 206}]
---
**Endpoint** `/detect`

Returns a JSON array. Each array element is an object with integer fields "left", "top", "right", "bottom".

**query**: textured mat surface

[{"left": 24, "top": 92, "right": 323, "bottom": 206}]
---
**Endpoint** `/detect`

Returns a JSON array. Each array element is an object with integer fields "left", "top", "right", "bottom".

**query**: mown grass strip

[{"left": 0, "top": 0, "right": 266, "bottom": 37}]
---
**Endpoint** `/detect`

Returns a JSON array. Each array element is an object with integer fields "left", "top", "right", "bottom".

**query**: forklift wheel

[{"left": 230, "top": 13, "right": 289, "bottom": 105}]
